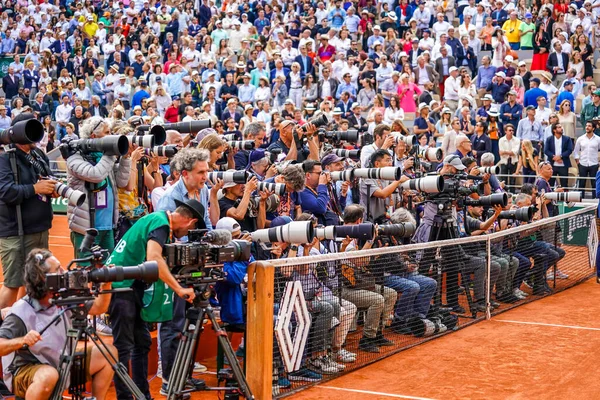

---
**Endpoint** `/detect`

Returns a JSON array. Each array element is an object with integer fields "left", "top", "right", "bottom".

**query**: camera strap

[{"left": 7, "top": 149, "right": 26, "bottom": 268}]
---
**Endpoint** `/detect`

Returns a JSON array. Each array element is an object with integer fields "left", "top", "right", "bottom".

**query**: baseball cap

[
  {"left": 495, "top": 71, "right": 506, "bottom": 78},
  {"left": 525, "top": 12, "right": 533, "bottom": 18},
  {"left": 531, "top": 77, "right": 541, "bottom": 84},
  {"left": 564, "top": 79, "right": 574, "bottom": 85},
  {"left": 483, "top": 94, "right": 494, "bottom": 101},
  {"left": 321, "top": 153, "right": 344, "bottom": 167},
  {"left": 449, "top": 66, "right": 458, "bottom": 73},
  {"left": 443, "top": 154, "right": 466, "bottom": 170},
  {"left": 593, "top": 89, "right": 600, "bottom": 96},
  {"left": 271, "top": 216, "right": 293, "bottom": 228},
  {"left": 215, "top": 217, "right": 241, "bottom": 233}
]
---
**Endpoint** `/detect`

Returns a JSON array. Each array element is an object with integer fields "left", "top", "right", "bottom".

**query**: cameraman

[
  {"left": 267, "top": 120, "right": 318, "bottom": 162},
  {"left": 264, "top": 163, "right": 305, "bottom": 220},
  {"left": 234, "top": 122, "right": 267, "bottom": 170},
  {"left": 0, "top": 249, "right": 114, "bottom": 400},
  {"left": 359, "top": 124, "right": 394, "bottom": 168},
  {"left": 107, "top": 201, "right": 199, "bottom": 400},
  {"left": 299, "top": 160, "right": 341, "bottom": 226},
  {"left": 66, "top": 117, "right": 131, "bottom": 256},
  {"left": 359, "top": 149, "right": 410, "bottom": 223},
  {"left": 0, "top": 114, "right": 55, "bottom": 308}
]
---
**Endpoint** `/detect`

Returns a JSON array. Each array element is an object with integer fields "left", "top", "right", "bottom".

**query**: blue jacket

[
  {"left": 555, "top": 91, "right": 575, "bottom": 111},
  {"left": 299, "top": 185, "right": 329, "bottom": 221},
  {"left": 544, "top": 134, "right": 573, "bottom": 168},
  {"left": 524, "top": 87, "right": 547, "bottom": 108},
  {"left": 131, "top": 90, "right": 150, "bottom": 108},
  {"left": 214, "top": 256, "right": 254, "bottom": 325},
  {"left": 49, "top": 39, "right": 72, "bottom": 55},
  {"left": 23, "top": 69, "right": 39, "bottom": 90},
  {"left": 499, "top": 102, "right": 523, "bottom": 128}
]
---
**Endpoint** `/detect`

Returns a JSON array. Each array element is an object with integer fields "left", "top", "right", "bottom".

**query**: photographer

[
  {"left": 299, "top": 160, "right": 341, "bottom": 226},
  {"left": 338, "top": 205, "right": 396, "bottom": 353},
  {"left": 264, "top": 163, "right": 305, "bottom": 220},
  {"left": 219, "top": 175, "right": 268, "bottom": 231},
  {"left": 359, "top": 149, "right": 410, "bottom": 223},
  {"left": 234, "top": 122, "right": 267, "bottom": 170},
  {"left": 0, "top": 249, "right": 114, "bottom": 400},
  {"left": 66, "top": 117, "right": 131, "bottom": 257},
  {"left": 107, "top": 201, "right": 199, "bottom": 400},
  {"left": 0, "top": 115, "right": 55, "bottom": 308},
  {"left": 322, "top": 153, "right": 352, "bottom": 212},
  {"left": 266, "top": 120, "right": 318, "bottom": 163},
  {"left": 359, "top": 124, "right": 393, "bottom": 168}
]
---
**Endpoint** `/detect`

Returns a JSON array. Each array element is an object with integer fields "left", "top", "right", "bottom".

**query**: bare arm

[{"left": 147, "top": 240, "right": 195, "bottom": 301}]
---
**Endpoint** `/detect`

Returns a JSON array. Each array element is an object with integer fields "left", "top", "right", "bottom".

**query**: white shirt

[
  {"left": 321, "top": 80, "right": 331, "bottom": 99},
  {"left": 535, "top": 106, "right": 551, "bottom": 126},
  {"left": 444, "top": 75, "right": 461, "bottom": 101},
  {"left": 498, "top": 135, "right": 521, "bottom": 165},
  {"left": 281, "top": 47, "right": 299, "bottom": 66},
  {"left": 432, "top": 21, "right": 452, "bottom": 38},
  {"left": 55, "top": 104, "right": 73, "bottom": 123},
  {"left": 553, "top": 135, "right": 564, "bottom": 166},
  {"left": 573, "top": 133, "right": 600, "bottom": 166},
  {"left": 113, "top": 83, "right": 131, "bottom": 100}
]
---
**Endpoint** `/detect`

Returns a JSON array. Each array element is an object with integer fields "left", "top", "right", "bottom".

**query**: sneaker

[
  {"left": 288, "top": 368, "right": 322, "bottom": 382},
  {"left": 523, "top": 278, "right": 533, "bottom": 289},
  {"left": 95, "top": 317, "right": 112, "bottom": 336},
  {"left": 159, "top": 383, "right": 191, "bottom": 398},
  {"left": 374, "top": 333, "right": 394, "bottom": 347},
  {"left": 327, "top": 355, "right": 346, "bottom": 371},
  {"left": 193, "top": 362, "right": 207, "bottom": 373},
  {"left": 186, "top": 377, "right": 206, "bottom": 389},
  {"left": 546, "top": 273, "right": 555, "bottom": 281},
  {"left": 336, "top": 349, "right": 356, "bottom": 363},
  {"left": 308, "top": 356, "right": 340, "bottom": 374},
  {"left": 358, "top": 337, "right": 380, "bottom": 353},
  {"left": 156, "top": 363, "right": 163, "bottom": 379},
  {"left": 512, "top": 288, "right": 526, "bottom": 299},
  {"left": 235, "top": 346, "right": 245, "bottom": 358},
  {"left": 276, "top": 376, "right": 291, "bottom": 389},
  {"left": 516, "top": 289, "right": 529, "bottom": 297},
  {"left": 555, "top": 269, "right": 569, "bottom": 279}
]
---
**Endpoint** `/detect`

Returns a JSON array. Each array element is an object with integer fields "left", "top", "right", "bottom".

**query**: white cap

[
  {"left": 505, "top": 55, "right": 514, "bottom": 62},
  {"left": 495, "top": 71, "right": 506, "bottom": 78},
  {"left": 216, "top": 217, "right": 241, "bottom": 233},
  {"left": 373, "top": 25, "right": 381, "bottom": 30},
  {"left": 449, "top": 66, "right": 458, "bottom": 73}
]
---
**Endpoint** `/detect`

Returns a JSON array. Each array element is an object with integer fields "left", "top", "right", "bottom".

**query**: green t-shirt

[{"left": 519, "top": 21, "right": 536, "bottom": 47}]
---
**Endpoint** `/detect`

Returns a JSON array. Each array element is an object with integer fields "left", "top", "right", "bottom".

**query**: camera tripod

[
  {"left": 423, "top": 202, "right": 477, "bottom": 319},
  {"left": 46, "top": 297, "right": 146, "bottom": 400},
  {"left": 165, "top": 292, "right": 254, "bottom": 400}
]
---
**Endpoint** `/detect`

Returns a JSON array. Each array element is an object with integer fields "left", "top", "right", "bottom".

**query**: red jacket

[{"left": 164, "top": 106, "right": 179, "bottom": 123}]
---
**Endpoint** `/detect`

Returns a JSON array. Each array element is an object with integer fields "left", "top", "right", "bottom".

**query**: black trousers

[
  {"left": 550, "top": 165, "right": 569, "bottom": 188},
  {"left": 578, "top": 164, "right": 598, "bottom": 198}
]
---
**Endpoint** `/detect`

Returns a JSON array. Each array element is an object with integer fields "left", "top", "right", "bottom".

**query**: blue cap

[
  {"left": 564, "top": 79, "right": 574, "bottom": 85},
  {"left": 271, "top": 216, "right": 292, "bottom": 228},
  {"left": 155, "top": 76, "right": 162, "bottom": 81},
  {"left": 525, "top": 12, "right": 533, "bottom": 18},
  {"left": 246, "top": 149, "right": 266, "bottom": 168},
  {"left": 172, "top": 95, "right": 180, "bottom": 101}
]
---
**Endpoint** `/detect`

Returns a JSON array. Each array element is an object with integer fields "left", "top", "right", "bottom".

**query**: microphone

[{"left": 203, "top": 229, "right": 233, "bottom": 246}]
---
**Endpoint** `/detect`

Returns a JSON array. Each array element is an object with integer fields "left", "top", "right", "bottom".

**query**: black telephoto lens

[
  {"left": 88, "top": 261, "right": 159, "bottom": 283},
  {"left": 335, "top": 223, "right": 375, "bottom": 241},
  {"left": 0, "top": 119, "right": 44, "bottom": 145},
  {"left": 138, "top": 120, "right": 211, "bottom": 133},
  {"left": 73, "top": 135, "right": 130, "bottom": 156},
  {"left": 377, "top": 223, "right": 416, "bottom": 238},
  {"left": 498, "top": 206, "right": 533, "bottom": 222}
]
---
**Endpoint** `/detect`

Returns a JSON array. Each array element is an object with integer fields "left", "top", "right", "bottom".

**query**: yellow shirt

[
  {"left": 83, "top": 22, "right": 99, "bottom": 38},
  {"left": 502, "top": 19, "right": 521, "bottom": 43}
]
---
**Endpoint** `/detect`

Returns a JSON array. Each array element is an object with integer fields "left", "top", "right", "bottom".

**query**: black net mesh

[{"left": 267, "top": 205, "right": 597, "bottom": 398}]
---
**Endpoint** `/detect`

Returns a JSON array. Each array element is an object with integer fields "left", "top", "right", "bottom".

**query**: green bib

[{"left": 106, "top": 211, "right": 174, "bottom": 322}]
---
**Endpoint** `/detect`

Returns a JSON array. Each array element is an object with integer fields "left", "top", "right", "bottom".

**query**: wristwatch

[{"left": 290, "top": 245, "right": 299, "bottom": 252}]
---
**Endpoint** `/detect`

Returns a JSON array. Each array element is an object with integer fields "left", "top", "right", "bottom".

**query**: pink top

[
  {"left": 514, "top": 86, "right": 525, "bottom": 105},
  {"left": 397, "top": 82, "right": 422, "bottom": 113}
]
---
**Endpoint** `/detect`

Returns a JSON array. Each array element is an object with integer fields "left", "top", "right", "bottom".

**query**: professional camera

[
  {"left": 465, "top": 193, "right": 508, "bottom": 207},
  {"left": 266, "top": 148, "right": 282, "bottom": 164},
  {"left": 377, "top": 223, "right": 416, "bottom": 238},
  {"left": 222, "top": 134, "right": 238, "bottom": 141},
  {"left": 248, "top": 194, "right": 280, "bottom": 215},
  {"left": 497, "top": 206, "right": 534, "bottom": 222},
  {"left": 251, "top": 221, "right": 314, "bottom": 244},
  {"left": 303, "top": 114, "right": 328, "bottom": 132},
  {"left": 208, "top": 171, "right": 251, "bottom": 184},
  {"left": 227, "top": 140, "right": 255, "bottom": 151},
  {"left": 256, "top": 182, "right": 286, "bottom": 196},
  {"left": 332, "top": 148, "right": 360, "bottom": 161},
  {"left": 400, "top": 176, "right": 444, "bottom": 194},
  {"left": 128, "top": 134, "right": 158, "bottom": 148},
  {"left": 330, "top": 169, "right": 354, "bottom": 182},
  {"left": 544, "top": 191, "right": 582, "bottom": 203},
  {"left": 315, "top": 225, "right": 336, "bottom": 240},
  {"left": 143, "top": 145, "right": 178, "bottom": 158},
  {"left": 335, "top": 223, "right": 376, "bottom": 241},
  {"left": 59, "top": 135, "right": 130, "bottom": 158},
  {"left": 392, "top": 133, "right": 416, "bottom": 146},
  {"left": 0, "top": 119, "right": 44, "bottom": 145},
  {"left": 418, "top": 147, "right": 444, "bottom": 162},
  {"left": 353, "top": 167, "right": 402, "bottom": 181},
  {"left": 274, "top": 160, "right": 298, "bottom": 174},
  {"left": 137, "top": 120, "right": 211, "bottom": 134},
  {"left": 164, "top": 229, "right": 251, "bottom": 269},
  {"left": 440, "top": 175, "right": 481, "bottom": 197},
  {"left": 54, "top": 181, "right": 86, "bottom": 207},
  {"left": 479, "top": 166, "right": 499, "bottom": 175},
  {"left": 319, "top": 130, "right": 359, "bottom": 144}
]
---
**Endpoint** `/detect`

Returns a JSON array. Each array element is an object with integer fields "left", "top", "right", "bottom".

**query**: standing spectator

[
  {"left": 544, "top": 122, "right": 573, "bottom": 187},
  {"left": 500, "top": 90, "right": 523, "bottom": 128},
  {"left": 574, "top": 121, "right": 600, "bottom": 198},
  {"left": 471, "top": 121, "right": 491, "bottom": 165},
  {"left": 517, "top": 106, "right": 544, "bottom": 150},
  {"left": 498, "top": 124, "right": 520, "bottom": 189},
  {"left": 557, "top": 99, "right": 577, "bottom": 140},
  {"left": 396, "top": 73, "right": 420, "bottom": 114}
]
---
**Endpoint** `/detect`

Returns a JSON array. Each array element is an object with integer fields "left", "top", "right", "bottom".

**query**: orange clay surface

[{"left": 41, "top": 216, "right": 600, "bottom": 399}]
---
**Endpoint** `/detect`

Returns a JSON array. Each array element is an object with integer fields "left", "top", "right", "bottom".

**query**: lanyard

[{"left": 166, "top": 211, "right": 174, "bottom": 243}]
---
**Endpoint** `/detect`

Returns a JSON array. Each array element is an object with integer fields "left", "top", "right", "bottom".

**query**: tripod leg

[
  {"left": 206, "top": 309, "right": 254, "bottom": 400},
  {"left": 167, "top": 312, "right": 204, "bottom": 400},
  {"left": 51, "top": 328, "right": 85, "bottom": 400},
  {"left": 86, "top": 330, "right": 146, "bottom": 400}
]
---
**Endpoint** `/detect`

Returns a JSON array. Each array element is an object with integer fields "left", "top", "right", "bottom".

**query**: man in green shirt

[
  {"left": 581, "top": 89, "right": 600, "bottom": 135},
  {"left": 106, "top": 200, "right": 200, "bottom": 400},
  {"left": 519, "top": 12, "right": 536, "bottom": 50}
]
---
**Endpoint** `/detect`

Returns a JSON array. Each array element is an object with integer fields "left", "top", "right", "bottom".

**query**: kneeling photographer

[
  {"left": 0, "top": 249, "right": 114, "bottom": 400},
  {"left": 106, "top": 202, "right": 198, "bottom": 400},
  {"left": 0, "top": 115, "right": 55, "bottom": 308}
]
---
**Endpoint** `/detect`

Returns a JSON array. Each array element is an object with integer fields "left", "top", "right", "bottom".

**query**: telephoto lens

[
  {"left": 392, "top": 133, "right": 416, "bottom": 146},
  {"left": 335, "top": 223, "right": 376, "bottom": 241},
  {"left": 0, "top": 119, "right": 44, "bottom": 145},
  {"left": 466, "top": 193, "right": 508, "bottom": 207},
  {"left": 227, "top": 140, "right": 256, "bottom": 150},
  {"left": 89, "top": 261, "right": 159, "bottom": 283},
  {"left": 315, "top": 225, "right": 337, "bottom": 240},
  {"left": 333, "top": 148, "right": 360, "bottom": 160},
  {"left": 54, "top": 182, "right": 86, "bottom": 207},
  {"left": 420, "top": 147, "right": 444, "bottom": 162},
  {"left": 70, "top": 135, "right": 130, "bottom": 156},
  {"left": 144, "top": 145, "right": 178, "bottom": 158},
  {"left": 353, "top": 167, "right": 402, "bottom": 181},
  {"left": 137, "top": 120, "right": 211, "bottom": 133},
  {"left": 249, "top": 194, "right": 281, "bottom": 213},
  {"left": 146, "top": 125, "right": 167, "bottom": 145},
  {"left": 479, "top": 166, "right": 499, "bottom": 175},
  {"left": 223, "top": 133, "right": 237, "bottom": 141},
  {"left": 326, "top": 130, "right": 359, "bottom": 143},
  {"left": 377, "top": 223, "right": 416, "bottom": 238},
  {"left": 256, "top": 182, "right": 286, "bottom": 196},
  {"left": 498, "top": 206, "right": 533, "bottom": 222},
  {"left": 251, "top": 221, "right": 315, "bottom": 243},
  {"left": 544, "top": 191, "right": 582, "bottom": 203},
  {"left": 127, "top": 134, "right": 155, "bottom": 148},
  {"left": 330, "top": 169, "right": 354, "bottom": 182},
  {"left": 400, "top": 175, "right": 444, "bottom": 194},
  {"left": 303, "top": 114, "right": 329, "bottom": 130},
  {"left": 207, "top": 171, "right": 251, "bottom": 184}
]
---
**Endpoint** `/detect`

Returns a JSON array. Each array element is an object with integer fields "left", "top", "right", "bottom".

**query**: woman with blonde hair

[
  {"left": 367, "top": 94, "right": 385, "bottom": 122},
  {"left": 515, "top": 139, "right": 539, "bottom": 184},
  {"left": 557, "top": 99, "right": 577, "bottom": 140},
  {"left": 570, "top": 50, "right": 584, "bottom": 80},
  {"left": 198, "top": 133, "right": 234, "bottom": 170}
]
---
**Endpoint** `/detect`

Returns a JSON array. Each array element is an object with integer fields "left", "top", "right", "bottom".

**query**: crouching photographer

[
  {"left": 0, "top": 115, "right": 55, "bottom": 308},
  {"left": 0, "top": 249, "right": 114, "bottom": 400}
]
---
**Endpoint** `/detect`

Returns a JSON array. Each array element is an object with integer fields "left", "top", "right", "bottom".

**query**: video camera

[{"left": 45, "top": 229, "right": 159, "bottom": 299}]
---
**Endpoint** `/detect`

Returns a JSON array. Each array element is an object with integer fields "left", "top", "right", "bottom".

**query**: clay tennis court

[{"left": 43, "top": 216, "right": 600, "bottom": 400}]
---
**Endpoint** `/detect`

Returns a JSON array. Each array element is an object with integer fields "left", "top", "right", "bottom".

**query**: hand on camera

[
  {"left": 178, "top": 287, "right": 196, "bottom": 303},
  {"left": 240, "top": 232, "right": 252, "bottom": 242},
  {"left": 340, "top": 235, "right": 352, "bottom": 251},
  {"left": 270, "top": 243, "right": 283, "bottom": 258},
  {"left": 21, "top": 330, "right": 42, "bottom": 347},
  {"left": 265, "top": 164, "right": 278, "bottom": 178},
  {"left": 319, "top": 171, "right": 331, "bottom": 185},
  {"left": 403, "top": 158, "right": 414, "bottom": 170},
  {"left": 382, "top": 135, "right": 395, "bottom": 150},
  {"left": 245, "top": 176, "right": 258, "bottom": 194},
  {"left": 130, "top": 146, "right": 144, "bottom": 163},
  {"left": 492, "top": 204, "right": 503, "bottom": 217},
  {"left": 304, "top": 123, "right": 317, "bottom": 137},
  {"left": 210, "top": 177, "right": 224, "bottom": 193},
  {"left": 340, "top": 181, "right": 350, "bottom": 196},
  {"left": 34, "top": 179, "right": 57, "bottom": 195},
  {"left": 259, "top": 188, "right": 273, "bottom": 202}
]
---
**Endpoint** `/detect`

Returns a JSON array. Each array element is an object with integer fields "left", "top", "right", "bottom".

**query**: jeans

[
  {"left": 341, "top": 285, "right": 396, "bottom": 338},
  {"left": 578, "top": 164, "right": 598, "bottom": 198},
  {"left": 383, "top": 273, "right": 436, "bottom": 320},
  {"left": 510, "top": 42, "right": 520, "bottom": 50},
  {"left": 57, "top": 125, "right": 67, "bottom": 141},
  {"left": 160, "top": 294, "right": 187, "bottom": 383},
  {"left": 511, "top": 251, "right": 532, "bottom": 290},
  {"left": 108, "top": 286, "right": 152, "bottom": 400},
  {"left": 532, "top": 240, "right": 566, "bottom": 272},
  {"left": 492, "top": 253, "right": 519, "bottom": 295},
  {"left": 500, "top": 162, "right": 517, "bottom": 192}
]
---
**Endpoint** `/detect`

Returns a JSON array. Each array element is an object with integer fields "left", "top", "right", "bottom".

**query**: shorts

[
  {"left": 12, "top": 347, "right": 92, "bottom": 397},
  {"left": 0, "top": 231, "right": 49, "bottom": 288}
]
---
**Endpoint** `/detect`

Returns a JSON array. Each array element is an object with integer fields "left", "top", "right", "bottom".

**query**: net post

[
  {"left": 485, "top": 237, "right": 492, "bottom": 320},
  {"left": 246, "top": 261, "right": 274, "bottom": 400}
]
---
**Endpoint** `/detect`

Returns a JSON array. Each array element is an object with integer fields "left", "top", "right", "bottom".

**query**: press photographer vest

[
  {"left": 107, "top": 211, "right": 174, "bottom": 322},
  {"left": 2, "top": 297, "right": 71, "bottom": 392}
]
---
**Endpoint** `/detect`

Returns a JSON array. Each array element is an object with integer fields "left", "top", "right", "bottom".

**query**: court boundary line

[
  {"left": 494, "top": 319, "right": 600, "bottom": 331},
  {"left": 317, "top": 386, "right": 438, "bottom": 400}
]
